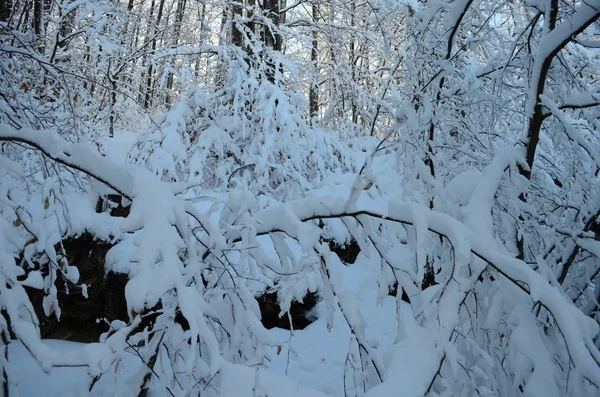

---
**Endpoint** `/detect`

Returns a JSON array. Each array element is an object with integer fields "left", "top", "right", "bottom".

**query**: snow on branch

[
  {"left": 526, "top": 0, "right": 600, "bottom": 116},
  {"left": 0, "top": 124, "right": 134, "bottom": 198},
  {"left": 2, "top": 123, "right": 599, "bottom": 394},
  {"left": 248, "top": 196, "right": 600, "bottom": 388},
  {"left": 540, "top": 95, "right": 600, "bottom": 169},
  {"left": 542, "top": 91, "right": 600, "bottom": 118}
]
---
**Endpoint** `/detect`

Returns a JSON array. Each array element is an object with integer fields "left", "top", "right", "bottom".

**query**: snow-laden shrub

[{"left": 128, "top": 60, "right": 354, "bottom": 201}]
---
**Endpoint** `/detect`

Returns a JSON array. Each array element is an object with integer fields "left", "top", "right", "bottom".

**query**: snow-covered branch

[{"left": 0, "top": 124, "right": 134, "bottom": 198}]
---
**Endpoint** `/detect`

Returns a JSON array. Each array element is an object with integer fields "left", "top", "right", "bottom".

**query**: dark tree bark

[
  {"left": 515, "top": 2, "right": 600, "bottom": 259},
  {"left": 350, "top": 0, "right": 357, "bottom": 124},
  {"left": 231, "top": 0, "right": 244, "bottom": 48},
  {"left": 558, "top": 209, "right": 600, "bottom": 284},
  {"left": 242, "top": 0, "right": 256, "bottom": 62},
  {"left": 1, "top": 331, "right": 8, "bottom": 397},
  {"left": 0, "top": 0, "right": 12, "bottom": 23},
  {"left": 109, "top": 66, "right": 117, "bottom": 138},
  {"left": 309, "top": 4, "right": 318, "bottom": 122},
  {"left": 57, "top": 4, "right": 75, "bottom": 49},
  {"left": 195, "top": 2, "right": 207, "bottom": 80},
  {"left": 32, "top": 0, "right": 51, "bottom": 36},
  {"left": 142, "top": 0, "right": 165, "bottom": 109},
  {"left": 263, "top": 0, "right": 281, "bottom": 51},
  {"left": 165, "top": 0, "right": 187, "bottom": 105},
  {"left": 279, "top": 0, "right": 286, "bottom": 25},
  {"left": 32, "top": 0, "right": 42, "bottom": 35},
  {"left": 245, "top": 0, "right": 255, "bottom": 38},
  {"left": 262, "top": 0, "right": 281, "bottom": 82}
]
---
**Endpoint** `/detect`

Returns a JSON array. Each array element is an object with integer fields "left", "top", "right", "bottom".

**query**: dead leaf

[{"left": 44, "top": 197, "right": 50, "bottom": 209}]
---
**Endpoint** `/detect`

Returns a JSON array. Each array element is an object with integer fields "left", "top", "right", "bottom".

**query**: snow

[
  {"left": 0, "top": 124, "right": 135, "bottom": 199},
  {"left": 0, "top": 240, "right": 414, "bottom": 397},
  {"left": 3, "top": 126, "right": 600, "bottom": 396},
  {"left": 540, "top": 95, "right": 600, "bottom": 169},
  {"left": 365, "top": 320, "right": 440, "bottom": 397},
  {"left": 99, "top": 132, "right": 138, "bottom": 164},
  {"left": 264, "top": 251, "right": 401, "bottom": 395},
  {"left": 8, "top": 339, "right": 147, "bottom": 397},
  {"left": 524, "top": 0, "right": 600, "bottom": 118},
  {"left": 219, "top": 362, "right": 330, "bottom": 397},
  {"left": 2, "top": 4, "right": 600, "bottom": 393},
  {"left": 510, "top": 306, "right": 561, "bottom": 397}
]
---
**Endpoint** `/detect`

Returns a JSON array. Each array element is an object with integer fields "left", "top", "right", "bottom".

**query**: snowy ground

[
  {"left": 264, "top": 255, "right": 403, "bottom": 395},
  {"left": 8, "top": 340, "right": 143, "bottom": 397},
  {"left": 99, "top": 131, "right": 139, "bottom": 164},
  {"left": 7, "top": 132, "right": 410, "bottom": 397},
  {"left": 8, "top": 253, "right": 405, "bottom": 396}
]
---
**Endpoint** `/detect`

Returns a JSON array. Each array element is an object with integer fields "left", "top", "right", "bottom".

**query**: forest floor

[
  {"left": 8, "top": 131, "right": 414, "bottom": 396},
  {"left": 8, "top": 255, "right": 404, "bottom": 396}
]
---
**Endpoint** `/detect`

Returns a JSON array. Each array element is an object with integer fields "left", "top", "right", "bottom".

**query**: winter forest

[{"left": 1, "top": 0, "right": 600, "bottom": 395}]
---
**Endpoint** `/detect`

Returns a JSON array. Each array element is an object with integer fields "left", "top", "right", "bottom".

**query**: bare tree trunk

[
  {"left": 15, "top": 1, "right": 29, "bottom": 33},
  {"left": 143, "top": 0, "right": 165, "bottom": 109},
  {"left": 195, "top": 2, "right": 206, "bottom": 80},
  {"left": 213, "top": 6, "right": 228, "bottom": 90},
  {"left": 140, "top": 0, "right": 156, "bottom": 106},
  {"left": 0, "top": 0, "right": 12, "bottom": 23},
  {"left": 279, "top": 0, "right": 286, "bottom": 25},
  {"left": 350, "top": 0, "right": 358, "bottom": 124},
  {"left": 262, "top": 0, "right": 281, "bottom": 82},
  {"left": 109, "top": 61, "right": 117, "bottom": 138},
  {"left": 1, "top": 332, "right": 9, "bottom": 397},
  {"left": 309, "top": 4, "right": 318, "bottom": 123},
  {"left": 267, "top": 0, "right": 281, "bottom": 52},
  {"left": 245, "top": 0, "right": 255, "bottom": 38},
  {"left": 57, "top": 3, "right": 75, "bottom": 50},
  {"left": 515, "top": 1, "right": 599, "bottom": 259},
  {"left": 232, "top": 0, "right": 243, "bottom": 48},
  {"left": 32, "top": 0, "right": 42, "bottom": 35},
  {"left": 165, "top": 0, "right": 187, "bottom": 105}
]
